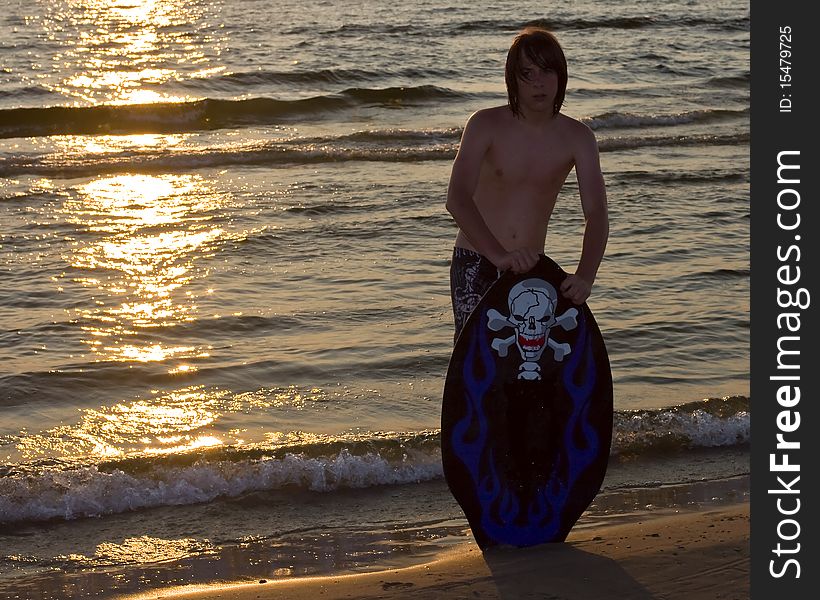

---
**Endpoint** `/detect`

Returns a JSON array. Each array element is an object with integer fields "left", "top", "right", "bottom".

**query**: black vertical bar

[{"left": 751, "top": 1, "right": 818, "bottom": 598}]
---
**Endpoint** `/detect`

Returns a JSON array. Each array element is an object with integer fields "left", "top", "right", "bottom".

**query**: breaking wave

[
  {"left": 0, "top": 86, "right": 472, "bottom": 140},
  {"left": 0, "top": 396, "right": 748, "bottom": 524}
]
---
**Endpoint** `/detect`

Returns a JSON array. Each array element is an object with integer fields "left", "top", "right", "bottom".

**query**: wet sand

[{"left": 121, "top": 502, "right": 749, "bottom": 600}]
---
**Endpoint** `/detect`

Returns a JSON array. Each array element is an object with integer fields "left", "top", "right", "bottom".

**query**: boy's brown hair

[{"left": 505, "top": 27, "right": 568, "bottom": 117}]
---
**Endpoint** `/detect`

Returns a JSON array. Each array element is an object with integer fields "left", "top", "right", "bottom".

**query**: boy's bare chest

[{"left": 484, "top": 136, "right": 573, "bottom": 186}]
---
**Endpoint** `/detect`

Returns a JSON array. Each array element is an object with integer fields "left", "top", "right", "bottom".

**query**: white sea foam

[
  {"left": 0, "top": 400, "right": 751, "bottom": 525},
  {"left": 0, "top": 449, "right": 443, "bottom": 524},
  {"left": 613, "top": 400, "right": 750, "bottom": 454}
]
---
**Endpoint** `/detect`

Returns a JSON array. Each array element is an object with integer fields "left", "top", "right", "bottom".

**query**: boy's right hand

[{"left": 494, "top": 248, "right": 540, "bottom": 274}]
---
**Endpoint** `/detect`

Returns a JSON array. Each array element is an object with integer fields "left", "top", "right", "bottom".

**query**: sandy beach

[{"left": 119, "top": 502, "right": 749, "bottom": 600}]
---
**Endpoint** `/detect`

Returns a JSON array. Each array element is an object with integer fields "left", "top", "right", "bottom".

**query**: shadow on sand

[{"left": 482, "top": 542, "right": 655, "bottom": 600}]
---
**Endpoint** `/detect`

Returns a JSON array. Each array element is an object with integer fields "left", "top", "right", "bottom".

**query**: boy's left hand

[{"left": 560, "top": 274, "right": 592, "bottom": 305}]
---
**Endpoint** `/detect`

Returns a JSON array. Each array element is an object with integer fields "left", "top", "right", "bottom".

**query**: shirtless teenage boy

[{"left": 446, "top": 27, "right": 609, "bottom": 340}]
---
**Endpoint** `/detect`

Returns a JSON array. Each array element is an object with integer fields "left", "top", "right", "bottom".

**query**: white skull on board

[{"left": 487, "top": 278, "right": 579, "bottom": 380}]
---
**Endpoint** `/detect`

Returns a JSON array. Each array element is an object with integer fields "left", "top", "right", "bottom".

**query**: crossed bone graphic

[{"left": 486, "top": 278, "right": 579, "bottom": 380}]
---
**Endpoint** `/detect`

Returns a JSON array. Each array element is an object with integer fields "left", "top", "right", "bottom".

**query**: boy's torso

[{"left": 455, "top": 106, "right": 577, "bottom": 254}]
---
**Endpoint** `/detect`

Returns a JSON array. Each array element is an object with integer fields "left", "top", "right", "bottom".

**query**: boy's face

[{"left": 516, "top": 51, "right": 558, "bottom": 114}]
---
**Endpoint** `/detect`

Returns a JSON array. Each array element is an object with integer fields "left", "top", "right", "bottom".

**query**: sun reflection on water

[
  {"left": 60, "top": 535, "right": 215, "bottom": 566},
  {"left": 10, "top": 386, "right": 339, "bottom": 464},
  {"left": 55, "top": 133, "right": 188, "bottom": 155},
  {"left": 60, "top": 172, "right": 227, "bottom": 364},
  {"left": 39, "top": 0, "right": 225, "bottom": 105},
  {"left": 15, "top": 387, "right": 230, "bottom": 461}
]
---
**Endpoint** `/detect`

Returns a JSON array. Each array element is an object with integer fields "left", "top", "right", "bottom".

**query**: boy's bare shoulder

[
  {"left": 467, "top": 105, "right": 514, "bottom": 129},
  {"left": 559, "top": 113, "right": 598, "bottom": 144},
  {"left": 557, "top": 113, "right": 595, "bottom": 139}
]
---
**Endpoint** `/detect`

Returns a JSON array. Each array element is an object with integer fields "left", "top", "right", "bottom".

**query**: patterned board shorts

[{"left": 449, "top": 247, "right": 501, "bottom": 343}]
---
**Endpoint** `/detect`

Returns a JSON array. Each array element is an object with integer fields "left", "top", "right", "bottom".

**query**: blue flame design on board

[{"left": 452, "top": 308, "right": 598, "bottom": 546}]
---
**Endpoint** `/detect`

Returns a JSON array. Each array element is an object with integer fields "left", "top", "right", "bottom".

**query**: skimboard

[{"left": 441, "top": 255, "right": 613, "bottom": 549}]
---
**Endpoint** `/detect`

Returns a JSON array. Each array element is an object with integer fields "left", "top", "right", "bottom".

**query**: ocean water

[{"left": 0, "top": 0, "right": 749, "bottom": 597}]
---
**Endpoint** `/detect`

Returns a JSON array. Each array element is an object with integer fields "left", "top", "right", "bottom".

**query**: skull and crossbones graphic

[{"left": 487, "top": 278, "right": 578, "bottom": 380}]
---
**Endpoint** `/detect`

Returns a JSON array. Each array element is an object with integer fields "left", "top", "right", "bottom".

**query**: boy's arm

[
  {"left": 445, "top": 111, "right": 539, "bottom": 273},
  {"left": 560, "top": 123, "right": 609, "bottom": 304}
]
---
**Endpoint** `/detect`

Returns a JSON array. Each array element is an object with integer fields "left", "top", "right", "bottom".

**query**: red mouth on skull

[{"left": 518, "top": 334, "right": 546, "bottom": 352}]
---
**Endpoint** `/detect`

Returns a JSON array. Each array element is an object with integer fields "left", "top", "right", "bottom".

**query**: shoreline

[
  {"left": 118, "top": 501, "right": 749, "bottom": 600},
  {"left": 0, "top": 474, "right": 749, "bottom": 599}
]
